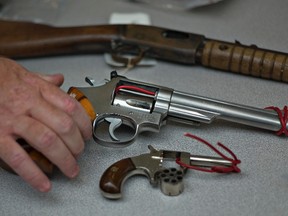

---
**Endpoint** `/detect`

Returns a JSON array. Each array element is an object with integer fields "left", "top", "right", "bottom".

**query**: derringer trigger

[{"left": 105, "top": 117, "right": 123, "bottom": 141}]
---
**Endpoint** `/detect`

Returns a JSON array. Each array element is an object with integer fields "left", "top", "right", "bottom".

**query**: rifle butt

[{"left": 0, "top": 20, "right": 118, "bottom": 58}]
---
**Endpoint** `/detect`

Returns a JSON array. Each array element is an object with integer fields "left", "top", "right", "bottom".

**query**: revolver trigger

[{"left": 105, "top": 117, "right": 123, "bottom": 141}]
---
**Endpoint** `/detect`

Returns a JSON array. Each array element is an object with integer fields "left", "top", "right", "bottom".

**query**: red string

[
  {"left": 265, "top": 106, "right": 288, "bottom": 136},
  {"left": 115, "top": 85, "right": 156, "bottom": 96},
  {"left": 176, "top": 133, "right": 241, "bottom": 173}
]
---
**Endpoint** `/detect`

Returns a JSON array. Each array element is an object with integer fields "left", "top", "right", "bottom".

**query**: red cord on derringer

[{"left": 176, "top": 133, "right": 241, "bottom": 173}]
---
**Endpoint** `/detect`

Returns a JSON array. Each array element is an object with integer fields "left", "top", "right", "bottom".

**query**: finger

[
  {"left": 0, "top": 137, "right": 51, "bottom": 192},
  {"left": 22, "top": 71, "right": 92, "bottom": 140},
  {"left": 40, "top": 84, "right": 92, "bottom": 140},
  {"left": 28, "top": 98, "right": 84, "bottom": 157},
  {"left": 12, "top": 115, "right": 80, "bottom": 179},
  {"left": 35, "top": 73, "right": 64, "bottom": 87}
]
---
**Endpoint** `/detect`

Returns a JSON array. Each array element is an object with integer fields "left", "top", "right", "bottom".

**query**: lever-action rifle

[{"left": 0, "top": 20, "right": 288, "bottom": 82}]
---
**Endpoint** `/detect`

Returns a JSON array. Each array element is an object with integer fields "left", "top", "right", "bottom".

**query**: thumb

[{"left": 37, "top": 73, "right": 64, "bottom": 87}]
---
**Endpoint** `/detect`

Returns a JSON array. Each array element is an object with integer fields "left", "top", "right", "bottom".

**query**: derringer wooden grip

[
  {"left": 99, "top": 158, "right": 136, "bottom": 199},
  {"left": 201, "top": 40, "right": 288, "bottom": 82}
]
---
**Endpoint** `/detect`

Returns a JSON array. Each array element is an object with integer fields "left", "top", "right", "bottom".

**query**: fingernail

[
  {"left": 70, "top": 165, "right": 80, "bottom": 178},
  {"left": 39, "top": 180, "right": 51, "bottom": 192}
]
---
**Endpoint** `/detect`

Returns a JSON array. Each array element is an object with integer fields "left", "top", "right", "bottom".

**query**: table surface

[{"left": 1, "top": 0, "right": 288, "bottom": 215}]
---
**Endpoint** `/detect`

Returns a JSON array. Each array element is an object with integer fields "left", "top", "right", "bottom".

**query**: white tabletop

[{"left": 1, "top": 0, "right": 288, "bottom": 215}]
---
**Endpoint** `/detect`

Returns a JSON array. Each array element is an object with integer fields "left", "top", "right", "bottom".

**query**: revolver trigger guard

[{"left": 92, "top": 114, "right": 139, "bottom": 148}]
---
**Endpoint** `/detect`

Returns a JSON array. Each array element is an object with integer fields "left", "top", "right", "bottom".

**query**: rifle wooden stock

[
  {"left": 0, "top": 20, "right": 116, "bottom": 57},
  {"left": 0, "top": 19, "right": 288, "bottom": 82}
]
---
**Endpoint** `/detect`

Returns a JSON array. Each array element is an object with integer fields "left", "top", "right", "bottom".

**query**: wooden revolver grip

[
  {"left": 201, "top": 40, "right": 288, "bottom": 82},
  {"left": 67, "top": 87, "right": 96, "bottom": 122},
  {"left": 99, "top": 158, "right": 136, "bottom": 199}
]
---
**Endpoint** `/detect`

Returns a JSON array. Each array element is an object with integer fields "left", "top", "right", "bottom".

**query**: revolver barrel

[{"left": 167, "top": 90, "right": 282, "bottom": 132}]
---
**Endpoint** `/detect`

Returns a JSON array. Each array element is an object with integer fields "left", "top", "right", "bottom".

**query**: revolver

[
  {"left": 68, "top": 71, "right": 287, "bottom": 147},
  {"left": 99, "top": 144, "right": 240, "bottom": 199}
]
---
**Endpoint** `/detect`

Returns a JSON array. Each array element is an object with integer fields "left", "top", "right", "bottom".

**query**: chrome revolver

[{"left": 68, "top": 71, "right": 287, "bottom": 147}]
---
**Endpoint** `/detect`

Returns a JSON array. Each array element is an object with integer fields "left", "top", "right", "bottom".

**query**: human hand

[{"left": 0, "top": 57, "right": 92, "bottom": 192}]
